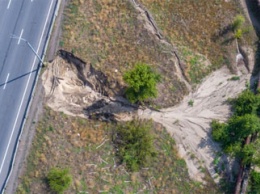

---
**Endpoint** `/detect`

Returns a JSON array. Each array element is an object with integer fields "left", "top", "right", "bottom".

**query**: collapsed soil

[{"left": 42, "top": 53, "right": 136, "bottom": 121}]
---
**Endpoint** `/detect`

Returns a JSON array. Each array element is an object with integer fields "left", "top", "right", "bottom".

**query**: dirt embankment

[{"left": 42, "top": 51, "right": 136, "bottom": 122}]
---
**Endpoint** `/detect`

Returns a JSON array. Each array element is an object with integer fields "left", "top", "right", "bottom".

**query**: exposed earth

[{"left": 42, "top": 44, "right": 253, "bottom": 182}]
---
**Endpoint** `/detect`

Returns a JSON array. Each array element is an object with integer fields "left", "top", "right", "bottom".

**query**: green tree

[
  {"left": 112, "top": 119, "right": 157, "bottom": 171},
  {"left": 212, "top": 89, "right": 260, "bottom": 193},
  {"left": 249, "top": 171, "right": 260, "bottom": 194},
  {"left": 211, "top": 120, "right": 227, "bottom": 143},
  {"left": 123, "top": 63, "right": 161, "bottom": 103},
  {"left": 232, "top": 89, "right": 259, "bottom": 116},
  {"left": 47, "top": 168, "right": 72, "bottom": 194},
  {"left": 215, "top": 114, "right": 260, "bottom": 157}
]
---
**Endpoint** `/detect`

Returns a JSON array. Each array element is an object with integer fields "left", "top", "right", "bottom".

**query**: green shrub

[
  {"left": 229, "top": 76, "right": 240, "bottom": 81},
  {"left": 249, "top": 171, "right": 260, "bottom": 193},
  {"left": 123, "top": 63, "right": 161, "bottom": 103},
  {"left": 234, "top": 29, "right": 243, "bottom": 39},
  {"left": 232, "top": 15, "right": 245, "bottom": 31},
  {"left": 112, "top": 120, "right": 156, "bottom": 171},
  {"left": 188, "top": 99, "right": 194, "bottom": 106},
  {"left": 211, "top": 120, "right": 227, "bottom": 143},
  {"left": 232, "top": 89, "right": 259, "bottom": 116},
  {"left": 47, "top": 168, "right": 72, "bottom": 194}
]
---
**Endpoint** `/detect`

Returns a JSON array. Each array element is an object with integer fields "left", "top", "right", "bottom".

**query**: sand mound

[{"left": 42, "top": 55, "right": 135, "bottom": 121}]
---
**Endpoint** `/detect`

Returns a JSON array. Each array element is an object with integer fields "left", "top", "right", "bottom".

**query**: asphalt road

[{"left": 0, "top": 0, "right": 57, "bottom": 192}]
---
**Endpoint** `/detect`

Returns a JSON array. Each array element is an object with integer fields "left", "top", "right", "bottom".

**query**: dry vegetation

[
  {"left": 16, "top": 107, "right": 218, "bottom": 193},
  {"left": 139, "top": 0, "right": 254, "bottom": 72},
  {"left": 59, "top": 0, "right": 254, "bottom": 107},
  {"left": 61, "top": 0, "right": 190, "bottom": 108}
]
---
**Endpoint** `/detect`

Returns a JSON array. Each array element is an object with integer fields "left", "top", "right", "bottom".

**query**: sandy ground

[
  {"left": 138, "top": 54, "right": 253, "bottom": 182},
  {"left": 42, "top": 56, "right": 136, "bottom": 121},
  {"left": 41, "top": 45, "right": 253, "bottom": 183}
]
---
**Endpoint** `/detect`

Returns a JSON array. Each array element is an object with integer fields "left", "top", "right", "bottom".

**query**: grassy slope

[
  {"left": 139, "top": 0, "right": 254, "bottom": 72},
  {"left": 17, "top": 107, "right": 218, "bottom": 193},
  {"left": 59, "top": 0, "right": 253, "bottom": 107},
  {"left": 61, "top": 0, "right": 189, "bottom": 108}
]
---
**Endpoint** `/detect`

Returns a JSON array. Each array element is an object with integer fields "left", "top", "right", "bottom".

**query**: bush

[
  {"left": 232, "top": 15, "right": 245, "bottom": 32},
  {"left": 211, "top": 120, "right": 227, "bottom": 143},
  {"left": 112, "top": 120, "right": 156, "bottom": 171},
  {"left": 188, "top": 99, "right": 194, "bottom": 106},
  {"left": 249, "top": 171, "right": 260, "bottom": 193},
  {"left": 232, "top": 89, "right": 259, "bottom": 116},
  {"left": 123, "top": 63, "right": 161, "bottom": 103},
  {"left": 230, "top": 76, "right": 240, "bottom": 81},
  {"left": 47, "top": 168, "right": 72, "bottom": 194}
]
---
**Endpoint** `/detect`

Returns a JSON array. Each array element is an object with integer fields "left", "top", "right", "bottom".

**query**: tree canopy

[
  {"left": 47, "top": 168, "right": 72, "bottom": 194},
  {"left": 232, "top": 89, "right": 259, "bottom": 116},
  {"left": 123, "top": 63, "right": 161, "bottom": 103},
  {"left": 112, "top": 119, "right": 157, "bottom": 171},
  {"left": 211, "top": 89, "right": 260, "bottom": 193}
]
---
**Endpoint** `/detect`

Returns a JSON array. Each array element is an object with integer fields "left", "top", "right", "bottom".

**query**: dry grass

[
  {"left": 60, "top": 0, "right": 189, "bottom": 108},
  {"left": 139, "top": 0, "right": 255, "bottom": 71},
  {"left": 59, "top": 0, "right": 255, "bottom": 107},
  {"left": 16, "top": 107, "right": 219, "bottom": 193}
]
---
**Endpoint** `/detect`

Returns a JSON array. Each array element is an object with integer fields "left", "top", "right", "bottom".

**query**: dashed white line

[
  {"left": 3, "top": 73, "right": 10, "bottom": 90},
  {"left": 0, "top": 0, "right": 55, "bottom": 174},
  {"left": 17, "top": 29, "right": 24, "bottom": 45},
  {"left": 7, "top": 0, "right": 12, "bottom": 9}
]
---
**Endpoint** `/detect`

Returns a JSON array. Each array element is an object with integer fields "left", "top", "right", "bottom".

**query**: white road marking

[
  {"left": 0, "top": 0, "right": 55, "bottom": 174},
  {"left": 17, "top": 29, "right": 24, "bottom": 45},
  {"left": 3, "top": 73, "right": 10, "bottom": 90},
  {"left": 7, "top": 0, "right": 12, "bottom": 9}
]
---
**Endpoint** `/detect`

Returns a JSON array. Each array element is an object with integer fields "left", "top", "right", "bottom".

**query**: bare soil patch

[
  {"left": 138, "top": 48, "right": 254, "bottom": 182},
  {"left": 42, "top": 53, "right": 136, "bottom": 121}
]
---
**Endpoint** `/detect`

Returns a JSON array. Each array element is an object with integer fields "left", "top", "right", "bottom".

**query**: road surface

[{"left": 0, "top": 0, "right": 57, "bottom": 192}]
